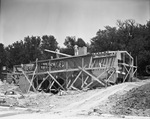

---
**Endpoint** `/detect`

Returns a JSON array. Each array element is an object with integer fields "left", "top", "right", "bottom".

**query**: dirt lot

[{"left": 1, "top": 79, "right": 150, "bottom": 119}]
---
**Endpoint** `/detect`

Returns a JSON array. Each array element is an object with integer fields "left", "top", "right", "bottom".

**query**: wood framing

[{"left": 11, "top": 51, "right": 136, "bottom": 93}]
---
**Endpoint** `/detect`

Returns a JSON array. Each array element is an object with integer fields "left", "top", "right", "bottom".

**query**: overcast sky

[{"left": 0, "top": 0, "right": 150, "bottom": 47}]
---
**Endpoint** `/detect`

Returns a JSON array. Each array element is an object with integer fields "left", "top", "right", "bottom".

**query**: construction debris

[
  {"left": 0, "top": 81, "right": 24, "bottom": 107},
  {"left": 1, "top": 77, "right": 150, "bottom": 118}
]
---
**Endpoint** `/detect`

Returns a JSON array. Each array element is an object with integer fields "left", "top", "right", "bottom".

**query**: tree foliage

[
  {"left": 62, "top": 36, "right": 76, "bottom": 55},
  {"left": 90, "top": 19, "right": 150, "bottom": 75},
  {"left": 76, "top": 38, "right": 86, "bottom": 47},
  {"left": 63, "top": 36, "right": 87, "bottom": 55},
  {"left": 64, "top": 36, "right": 76, "bottom": 48},
  {"left": 41, "top": 35, "right": 58, "bottom": 59},
  {"left": 4, "top": 35, "right": 58, "bottom": 68},
  {"left": 24, "top": 36, "right": 41, "bottom": 62},
  {"left": 5, "top": 41, "right": 25, "bottom": 68},
  {"left": 0, "top": 43, "right": 6, "bottom": 78}
]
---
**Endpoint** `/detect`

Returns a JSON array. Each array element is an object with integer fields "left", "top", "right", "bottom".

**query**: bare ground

[{"left": 1, "top": 79, "right": 150, "bottom": 119}]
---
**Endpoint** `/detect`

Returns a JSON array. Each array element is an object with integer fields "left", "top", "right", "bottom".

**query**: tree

[
  {"left": 90, "top": 19, "right": 150, "bottom": 75},
  {"left": 62, "top": 37, "right": 87, "bottom": 55},
  {"left": 24, "top": 36, "right": 41, "bottom": 62},
  {"left": 62, "top": 36, "right": 76, "bottom": 55},
  {"left": 116, "top": 19, "right": 136, "bottom": 50},
  {"left": 64, "top": 36, "right": 76, "bottom": 48},
  {"left": 5, "top": 40, "right": 25, "bottom": 68},
  {"left": 76, "top": 38, "right": 86, "bottom": 47},
  {"left": 0, "top": 43, "right": 6, "bottom": 78},
  {"left": 41, "top": 35, "right": 58, "bottom": 59},
  {"left": 90, "top": 26, "right": 119, "bottom": 52}
]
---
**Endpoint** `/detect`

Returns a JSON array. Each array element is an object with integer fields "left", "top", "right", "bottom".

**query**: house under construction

[{"left": 11, "top": 47, "right": 137, "bottom": 93}]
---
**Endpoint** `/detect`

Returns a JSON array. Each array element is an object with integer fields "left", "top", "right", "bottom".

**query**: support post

[
  {"left": 11, "top": 74, "right": 18, "bottom": 83},
  {"left": 49, "top": 81, "right": 54, "bottom": 91},
  {"left": 78, "top": 66, "right": 106, "bottom": 86},
  {"left": 84, "top": 80, "right": 93, "bottom": 89},
  {"left": 67, "top": 79, "right": 71, "bottom": 89},
  {"left": 37, "top": 75, "right": 50, "bottom": 90},
  {"left": 21, "top": 70, "right": 36, "bottom": 93},
  {"left": 69, "top": 71, "right": 82, "bottom": 89},
  {"left": 47, "top": 71, "right": 65, "bottom": 90},
  {"left": 106, "top": 69, "right": 115, "bottom": 84},
  {"left": 97, "top": 68, "right": 109, "bottom": 79},
  {"left": 27, "top": 59, "right": 38, "bottom": 93},
  {"left": 81, "top": 76, "right": 89, "bottom": 88},
  {"left": 123, "top": 67, "right": 131, "bottom": 82}
]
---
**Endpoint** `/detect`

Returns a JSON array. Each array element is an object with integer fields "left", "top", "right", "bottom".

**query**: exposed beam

[
  {"left": 69, "top": 71, "right": 82, "bottom": 89},
  {"left": 81, "top": 76, "right": 89, "bottom": 88},
  {"left": 13, "top": 66, "right": 108, "bottom": 75},
  {"left": 27, "top": 59, "right": 38, "bottom": 93},
  {"left": 21, "top": 70, "right": 36, "bottom": 93},
  {"left": 78, "top": 66, "right": 106, "bottom": 86},
  {"left": 44, "top": 49, "right": 71, "bottom": 57},
  {"left": 37, "top": 75, "right": 50, "bottom": 90},
  {"left": 47, "top": 72, "right": 65, "bottom": 90}
]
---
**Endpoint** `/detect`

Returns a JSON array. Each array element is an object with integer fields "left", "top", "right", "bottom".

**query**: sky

[{"left": 0, "top": 0, "right": 150, "bottom": 47}]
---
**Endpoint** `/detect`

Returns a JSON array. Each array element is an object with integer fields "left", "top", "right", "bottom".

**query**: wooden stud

[
  {"left": 49, "top": 59, "right": 51, "bottom": 71},
  {"left": 81, "top": 76, "right": 89, "bottom": 88},
  {"left": 21, "top": 70, "right": 36, "bottom": 93},
  {"left": 37, "top": 74, "right": 50, "bottom": 90},
  {"left": 78, "top": 66, "right": 106, "bottom": 86},
  {"left": 69, "top": 71, "right": 82, "bottom": 89},
  {"left": 91, "top": 60, "right": 96, "bottom": 68},
  {"left": 132, "top": 68, "right": 137, "bottom": 77},
  {"left": 71, "top": 85, "right": 80, "bottom": 91},
  {"left": 89, "top": 57, "right": 93, "bottom": 68},
  {"left": 49, "top": 81, "right": 54, "bottom": 91},
  {"left": 84, "top": 79, "right": 93, "bottom": 89},
  {"left": 106, "top": 69, "right": 115, "bottom": 84},
  {"left": 47, "top": 71, "right": 65, "bottom": 90},
  {"left": 123, "top": 67, "right": 131, "bottom": 82},
  {"left": 97, "top": 68, "right": 109, "bottom": 79},
  {"left": 11, "top": 74, "right": 18, "bottom": 83},
  {"left": 14, "top": 66, "right": 107, "bottom": 76},
  {"left": 27, "top": 59, "right": 38, "bottom": 93},
  {"left": 66, "top": 79, "right": 71, "bottom": 89}
]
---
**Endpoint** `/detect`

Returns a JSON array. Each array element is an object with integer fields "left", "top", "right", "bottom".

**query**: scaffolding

[{"left": 11, "top": 51, "right": 137, "bottom": 93}]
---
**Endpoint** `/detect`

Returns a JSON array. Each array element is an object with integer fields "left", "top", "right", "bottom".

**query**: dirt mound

[{"left": 110, "top": 82, "right": 150, "bottom": 116}]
